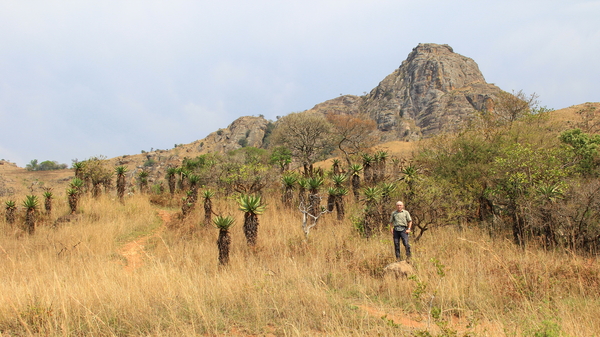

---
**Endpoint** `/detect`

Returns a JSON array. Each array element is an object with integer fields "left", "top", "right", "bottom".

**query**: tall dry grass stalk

[{"left": 1, "top": 192, "right": 599, "bottom": 336}]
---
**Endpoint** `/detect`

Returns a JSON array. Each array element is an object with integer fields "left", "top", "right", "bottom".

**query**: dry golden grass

[{"left": 1, "top": 189, "right": 599, "bottom": 336}]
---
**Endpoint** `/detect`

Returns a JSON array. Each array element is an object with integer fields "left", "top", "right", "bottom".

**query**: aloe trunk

[
  {"left": 5, "top": 201, "right": 16, "bottom": 225},
  {"left": 217, "top": 228, "right": 231, "bottom": 265}
]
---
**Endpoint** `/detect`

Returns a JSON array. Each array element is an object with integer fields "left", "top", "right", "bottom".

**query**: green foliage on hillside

[
  {"left": 25, "top": 159, "right": 68, "bottom": 171},
  {"left": 415, "top": 109, "right": 600, "bottom": 252}
]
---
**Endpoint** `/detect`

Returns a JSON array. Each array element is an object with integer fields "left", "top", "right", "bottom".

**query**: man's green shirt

[{"left": 390, "top": 209, "right": 412, "bottom": 231}]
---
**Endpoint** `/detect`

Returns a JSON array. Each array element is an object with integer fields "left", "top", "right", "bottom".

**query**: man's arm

[{"left": 406, "top": 221, "right": 412, "bottom": 233}]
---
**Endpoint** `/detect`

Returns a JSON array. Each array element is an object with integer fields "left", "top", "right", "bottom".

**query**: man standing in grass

[{"left": 389, "top": 201, "right": 412, "bottom": 261}]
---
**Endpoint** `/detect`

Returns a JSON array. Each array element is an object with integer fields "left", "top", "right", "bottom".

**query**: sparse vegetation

[{"left": 25, "top": 159, "right": 68, "bottom": 171}]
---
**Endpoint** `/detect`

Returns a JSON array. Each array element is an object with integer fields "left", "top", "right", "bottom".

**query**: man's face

[{"left": 396, "top": 203, "right": 404, "bottom": 211}]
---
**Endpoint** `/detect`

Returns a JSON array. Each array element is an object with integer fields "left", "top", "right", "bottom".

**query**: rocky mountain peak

[{"left": 362, "top": 43, "right": 501, "bottom": 140}]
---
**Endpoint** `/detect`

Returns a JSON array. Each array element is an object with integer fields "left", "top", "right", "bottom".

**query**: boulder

[{"left": 384, "top": 261, "right": 415, "bottom": 278}]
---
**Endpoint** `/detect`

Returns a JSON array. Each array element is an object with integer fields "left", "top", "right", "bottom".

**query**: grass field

[{"left": 1, "top": 189, "right": 599, "bottom": 336}]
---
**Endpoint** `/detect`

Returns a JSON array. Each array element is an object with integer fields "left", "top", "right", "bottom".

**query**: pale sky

[{"left": 0, "top": 0, "right": 598, "bottom": 167}]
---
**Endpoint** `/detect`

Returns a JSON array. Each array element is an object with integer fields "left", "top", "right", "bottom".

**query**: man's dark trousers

[{"left": 393, "top": 229, "right": 411, "bottom": 260}]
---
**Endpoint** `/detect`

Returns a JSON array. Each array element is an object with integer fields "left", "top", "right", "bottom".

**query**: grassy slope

[{"left": 1, "top": 191, "right": 599, "bottom": 336}]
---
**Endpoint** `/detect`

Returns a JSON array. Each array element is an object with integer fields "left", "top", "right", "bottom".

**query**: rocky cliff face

[{"left": 361, "top": 43, "right": 502, "bottom": 140}]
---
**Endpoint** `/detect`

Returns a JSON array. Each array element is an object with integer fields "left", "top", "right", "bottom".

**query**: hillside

[{"left": 1, "top": 102, "right": 598, "bottom": 199}]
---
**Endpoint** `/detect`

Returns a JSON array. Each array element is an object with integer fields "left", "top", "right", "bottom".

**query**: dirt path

[{"left": 120, "top": 210, "right": 172, "bottom": 273}]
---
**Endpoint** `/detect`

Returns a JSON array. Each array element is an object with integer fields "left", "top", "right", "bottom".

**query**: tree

[
  {"left": 25, "top": 159, "right": 38, "bottom": 171},
  {"left": 70, "top": 157, "right": 113, "bottom": 197},
  {"left": 23, "top": 195, "right": 38, "bottom": 235},
  {"left": 379, "top": 182, "right": 396, "bottom": 229},
  {"left": 559, "top": 128, "right": 600, "bottom": 176},
  {"left": 213, "top": 215, "right": 235, "bottom": 265},
  {"left": 24, "top": 159, "right": 66, "bottom": 171},
  {"left": 299, "top": 198, "right": 328, "bottom": 240},
  {"left": 492, "top": 89, "right": 539, "bottom": 124},
  {"left": 238, "top": 194, "right": 266, "bottom": 247},
  {"left": 327, "top": 114, "right": 377, "bottom": 166},
  {"left": 271, "top": 112, "right": 332, "bottom": 176},
  {"left": 269, "top": 146, "right": 292, "bottom": 173},
  {"left": 491, "top": 143, "right": 569, "bottom": 247}
]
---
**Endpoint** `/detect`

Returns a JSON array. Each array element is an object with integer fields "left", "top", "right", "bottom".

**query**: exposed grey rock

[
  {"left": 194, "top": 116, "right": 270, "bottom": 153},
  {"left": 384, "top": 261, "right": 415, "bottom": 278},
  {"left": 361, "top": 43, "right": 502, "bottom": 140}
]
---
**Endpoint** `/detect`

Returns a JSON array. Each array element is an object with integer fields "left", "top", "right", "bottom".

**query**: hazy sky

[{"left": 1, "top": 1, "right": 598, "bottom": 167}]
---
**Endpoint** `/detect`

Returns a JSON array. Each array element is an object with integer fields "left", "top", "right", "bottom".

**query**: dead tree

[{"left": 299, "top": 199, "right": 329, "bottom": 240}]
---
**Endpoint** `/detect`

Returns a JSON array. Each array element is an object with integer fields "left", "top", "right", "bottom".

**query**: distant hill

[{"left": 2, "top": 103, "right": 598, "bottom": 198}]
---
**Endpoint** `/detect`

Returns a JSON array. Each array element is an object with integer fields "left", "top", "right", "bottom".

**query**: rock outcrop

[
  {"left": 383, "top": 261, "right": 415, "bottom": 278},
  {"left": 361, "top": 43, "right": 502, "bottom": 140},
  {"left": 192, "top": 116, "right": 270, "bottom": 153}
]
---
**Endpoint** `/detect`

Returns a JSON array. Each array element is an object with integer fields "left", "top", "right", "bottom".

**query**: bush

[{"left": 25, "top": 159, "right": 68, "bottom": 171}]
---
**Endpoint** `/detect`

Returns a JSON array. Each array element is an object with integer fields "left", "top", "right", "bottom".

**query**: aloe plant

[
  {"left": 72, "top": 161, "right": 85, "bottom": 180},
  {"left": 202, "top": 189, "right": 215, "bottom": 226},
  {"left": 362, "top": 154, "right": 374, "bottom": 185},
  {"left": 137, "top": 170, "right": 149, "bottom": 193},
  {"left": 187, "top": 174, "right": 201, "bottom": 203},
  {"left": 349, "top": 164, "right": 363, "bottom": 201},
  {"left": 4, "top": 200, "right": 16, "bottom": 224},
  {"left": 66, "top": 188, "right": 79, "bottom": 214},
  {"left": 362, "top": 187, "right": 381, "bottom": 238},
  {"left": 238, "top": 194, "right": 266, "bottom": 246},
  {"left": 373, "top": 150, "right": 388, "bottom": 183},
  {"left": 307, "top": 176, "right": 324, "bottom": 217},
  {"left": 22, "top": 195, "right": 38, "bottom": 235},
  {"left": 43, "top": 190, "right": 53, "bottom": 215},
  {"left": 181, "top": 190, "right": 194, "bottom": 218},
  {"left": 331, "top": 158, "right": 341, "bottom": 175},
  {"left": 334, "top": 187, "right": 348, "bottom": 221},
  {"left": 297, "top": 178, "right": 308, "bottom": 205},
  {"left": 332, "top": 174, "right": 347, "bottom": 188},
  {"left": 213, "top": 215, "right": 236, "bottom": 265},
  {"left": 115, "top": 166, "right": 128, "bottom": 202},
  {"left": 165, "top": 166, "right": 178, "bottom": 196},
  {"left": 326, "top": 187, "right": 337, "bottom": 212},
  {"left": 281, "top": 173, "right": 298, "bottom": 206}
]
